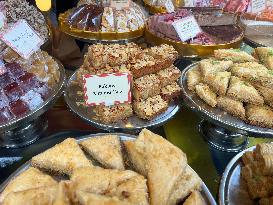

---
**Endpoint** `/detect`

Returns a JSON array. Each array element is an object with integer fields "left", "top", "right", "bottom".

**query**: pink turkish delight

[
  {"left": 0, "top": 107, "right": 14, "bottom": 124},
  {"left": 224, "top": 0, "right": 250, "bottom": 13},
  {"left": 4, "top": 82, "right": 24, "bottom": 101},
  {"left": 21, "top": 90, "right": 44, "bottom": 110},
  {"left": 0, "top": 73, "right": 14, "bottom": 89},
  {"left": 33, "top": 82, "right": 51, "bottom": 100},
  {"left": 18, "top": 73, "right": 40, "bottom": 92},
  {"left": 9, "top": 100, "right": 30, "bottom": 117},
  {"left": 0, "top": 91, "right": 9, "bottom": 109},
  {"left": 6, "top": 62, "right": 25, "bottom": 79}
]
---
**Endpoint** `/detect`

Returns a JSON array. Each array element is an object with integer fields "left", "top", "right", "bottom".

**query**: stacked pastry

[
  {"left": 187, "top": 47, "right": 273, "bottom": 129},
  {"left": 77, "top": 43, "right": 182, "bottom": 123},
  {"left": 0, "top": 129, "right": 205, "bottom": 205},
  {"left": 241, "top": 143, "right": 273, "bottom": 205}
]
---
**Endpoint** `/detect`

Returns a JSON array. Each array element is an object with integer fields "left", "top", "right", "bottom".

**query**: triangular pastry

[
  {"left": 186, "top": 66, "right": 202, "bottom": 92},
  {"left": 200, "top": 58, "right": 233, "bottom": 78},
  {"left": 214, "top": 49, "right": 256, "bottom": 62},
  {"left": 246, "top": 105, "right": 273, "bottom": 128},
  {"left": 70, "top": 167, "right": 149, "bottom": 205},
  {"left": 0, "top": 167, "right": 57, "bottom": 202},
  {"left": 203, "top": 71, "right": 231, "bottom": 95},
  {"left": 254, "top": 84, "right": 273, "bottom": 108},
  {"left": 217, "top": 96, "right": 245, "bottom": 120},
  {"left": 126, "top": 129, "right": 187, "bottom": 205},
  {"left": 227, "top": 76, "right": 264, "bottom": 105},
  {"left": 80, "top": 135, "right": 125, "bottom": 170},
  {"left": 76, "top": 191, "right": 132, "bottom": 205},
  {"left": 168, "top": 165, "right": 202, "bottom": 205},
  {"left": 2, "top": 182, "right": 71, "bottom": 205},
  {"left": 31, "top": 138, "right": 92, "bottom": 175},
  {"left": 255, "top": 47, "right": 273, "bottom": 70},
  {"left": 195, "top": 83, "right": 217, "bottom": 107},
  {"left": 183, "top": 191, "right": 207, "bottom": 205}
]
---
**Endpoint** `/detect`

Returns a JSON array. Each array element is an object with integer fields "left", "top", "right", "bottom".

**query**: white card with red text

[
  {"left": 0, "top": 19, "right": 44, "bottom": 59},
  {"left": 251, "top": 0, "right": 266, "bottom": 13},
  {"left": 83, "top": 72, "right": 132, "bottom": 106},
  {"left": 172, "top": 15, "right": 202, "bottom": 42}
]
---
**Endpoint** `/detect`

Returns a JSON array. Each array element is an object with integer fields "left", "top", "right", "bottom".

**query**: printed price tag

[
  {"left": 110, "top": 0, "right": 131, "bottom": 10},
  {"left": 83, "top": 72, "right": 132, "bottom": 106},
  {"left": 172, "top": 15, "right": 202, "bottom": 42},
  {"left": 251, "top": 0, "right": 266, "bottom": 13},
  {"left": 165, "top": 0, "right": 175, "bottom": 13},
  {"left": 0, "top": 19, "right": 44, "bottom": 59}
]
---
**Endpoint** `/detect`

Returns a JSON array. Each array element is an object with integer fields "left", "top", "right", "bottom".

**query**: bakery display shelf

[
  {"left": 180, "top": 63, "right": 273, "bottom": 153},
  {"left": 0, "top": 60, "right": 66, "bottom": 148},
  {"left": 219, "top": 145, "right": 256, "bottom": 205},
  {"left": 64, "top": 70, "right": 180, "bottom": 132},
  {"left": 58, "top": 11, "right": 145, "bottom": 44},
  {"left": 0, "top": 132, "right": 217, "bottom": 205},
  {"left": 144, "top": 26, "right": 244, "bottom": 58}
]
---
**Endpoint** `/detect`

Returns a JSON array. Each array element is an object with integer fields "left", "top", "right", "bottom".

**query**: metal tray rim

[
  {"left": 0, "top": 132, "right": 217, "bottom": 205},
  {"left": 64, "top": 70, "right": 180, "bottom": 131},
  {"left": 0, "top": 59, "right": 66, "bottom": 132},
  {"left": 219, "top": 145, "right": 256, "bottom": 205},
  {"left": 179, "top": 62, "right": 273, "bottom": 137}
]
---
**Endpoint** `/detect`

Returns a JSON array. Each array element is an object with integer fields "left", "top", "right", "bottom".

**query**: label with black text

[
  {"left": 83, "top": 72, "right": 132, "bottom": 106},
  {"left": 0, "top": 19, "right": 44, "bottom": 59}
]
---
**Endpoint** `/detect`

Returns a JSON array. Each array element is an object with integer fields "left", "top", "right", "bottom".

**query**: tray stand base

[
  {"left": 198, "top": 120, "right": 249, "bottom": 152},
  {"left": 0, "top": 116, "right": 48, "bottom": 148}
]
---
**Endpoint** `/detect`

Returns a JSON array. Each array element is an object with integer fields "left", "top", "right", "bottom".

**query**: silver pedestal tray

[
  {"left": 0, "top": 133, "right": 217, "bottom": 205},
  {"left": 219, "top": 146, "right": 256, "bottom": 205},
  {"left": 0, "top": 60, "right": 66, "bottom": 148},
  {"left": 64, "top": 70, "right": 180, "bottom": 132},
  {"left": 180, "top": 63, "right": 273, "bottom": 152}
]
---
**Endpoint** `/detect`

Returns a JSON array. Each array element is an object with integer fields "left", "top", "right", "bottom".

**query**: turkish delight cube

[
  {"left": 21, "top": 90, "right": 44, "bottom": 110},
  {"left": 4, "top": 82, "right": 24, "bottom": 101},
  {"left": 0, "top": 107, "right": 14, "bottom": 124},
  {"left": 6, "top": 62, "right": 25, "bottom": 79},
  {"left": 9, "top": 100, "right": 30, "bottom": 117},
  {"left": 18, "top": 73, "right": 40, "bottom": 92}
]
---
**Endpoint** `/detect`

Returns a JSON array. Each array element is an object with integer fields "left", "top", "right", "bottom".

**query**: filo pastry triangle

[
  {"left": 80, "top": 135, "right": 125, "bottom": 170},
  {"left": 0, "top": 167, "right": 57, "bottom": 203},
  {"left": 70, "top": 167, "right": 149, "bottom": 205},
  {"left": 75, "top": 191, "right": 133, "bottom": 205},
  {"left": 31, "top": 138, "right": 92, "bottom": 176},
  {"left": 124, "top": 128, "right": 188, "bottom": 205},
  {"left": 2, "top": 181, "right": 71, "bottom": 205}
]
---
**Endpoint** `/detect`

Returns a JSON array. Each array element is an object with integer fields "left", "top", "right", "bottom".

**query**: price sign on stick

[
  {"left": 172, "top": 15, "right": 202, "bottom": 42},
  {"left": 251, "top": 0, "right": 266, "bottom": 13},
  {"left": 165, "top": 0, "right": 175, "bottom": 13},
  {"left": 83, "top": 72, "right": 132, "bottom": 106},
  {"left": 110, "top": 0, "right": 131, "bottom": 10},
  {"left": 0, "top": 19, "right": 44, "bottom": 59}
]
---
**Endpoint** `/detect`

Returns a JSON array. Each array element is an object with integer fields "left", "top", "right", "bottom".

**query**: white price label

[
  {"left": 172, "top": 15, "right": 202, "bottom": 42},
  {"left": 83, "top": 72, "right": 132, "bottom": 106},
  {"left": 0, "top": 19, "right": 44, "bottom": 59},
  {"left": 110, "top": 0, "right": 131, "bottom": 10},
  {"left": 251, "top": 0, "right": 266, "bottom": 13},
  {"left": 165, "top": 0, "right": 175, "bottom": 13}
]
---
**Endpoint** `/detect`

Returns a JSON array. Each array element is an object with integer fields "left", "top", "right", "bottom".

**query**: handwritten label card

[
  {"left": 251, "top": 0, "right": 266, "bottom": 13},
  {"left": 172, "top": 15, "right": 202, "bottom": 42},
  {"left": 165, "top": 0, "right": 175, "bottom": 13},
  {"left": 110, "top": 0, "right": 131, "bottom": 10},
  {"left": 0, "top": 19, "right": 44, "bottom": 59},
  {"left": 83, "top": 72, "right": 132, "bottom": 106}
]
